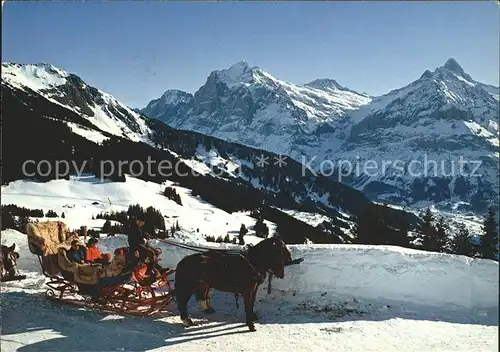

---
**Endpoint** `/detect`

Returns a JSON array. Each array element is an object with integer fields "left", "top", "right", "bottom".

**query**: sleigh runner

[
  {"left": 23, "top": 220, "right": 303, "bottom": 330},
  {"left": 26, "top": 221, "right": 176, "bottom": 316}
]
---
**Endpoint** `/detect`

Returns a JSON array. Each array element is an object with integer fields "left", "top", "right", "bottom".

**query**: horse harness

[{"left": 156, "top": 238, "right": 303, "bottom": 309}]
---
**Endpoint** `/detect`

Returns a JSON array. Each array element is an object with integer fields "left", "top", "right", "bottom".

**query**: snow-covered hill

[
  {"left": 2, "top": 62, "right": 152, "bottom": 143},
  {"left": 1, "top": 171, "right": 497, "bottom": 351},
  {"left": 1, "top": 224, "right": 497, "bottom": 351},
  {"left": 3, "top": 58, "right": 495, "bottom": 245},
  {"left": 1, "top": 174, "right": 275, "bottom": 243},
  {"left": 142, "top": 59, "right": 499, "bottom": 214},
  {"left": 5, "top": 65, "right": 424, "bottom": 246}
]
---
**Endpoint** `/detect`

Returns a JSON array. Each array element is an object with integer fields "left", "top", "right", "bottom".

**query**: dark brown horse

[
  {"left": 174, "top": 236, "right": 293, "bottom": 331},
  {"left": 1, "top": 243, "right": 20, "bottom": 281}
]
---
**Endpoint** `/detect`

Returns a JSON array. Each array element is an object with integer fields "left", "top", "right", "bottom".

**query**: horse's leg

[
  {"left": 198, "top": 286, "right": 215, "bottom": 314},
  {"left": 243, "top": 290, "right": 256, "bottom": 332},
  {"left": 176, "top": 287, "right": 194, "bottom": 327},
  {"left": 250, "top": 284, "right": 258, "bottom": 321}
]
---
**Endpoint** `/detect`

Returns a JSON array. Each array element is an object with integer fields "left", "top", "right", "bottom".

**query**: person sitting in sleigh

[{"left": 85, "top": 238, "right": 111, "bottom": 265}]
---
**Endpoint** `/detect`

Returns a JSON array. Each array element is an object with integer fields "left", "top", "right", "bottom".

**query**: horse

[
  {"left": 1, "top": 243, "right": 20, "bottom": 281},
  {"left": 174, "top": 236, "right": 293, "bottom": 332}
]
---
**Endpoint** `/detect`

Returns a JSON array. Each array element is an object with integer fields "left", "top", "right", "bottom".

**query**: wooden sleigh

[{"left": 26, "top": 221, "right": 176, "bottom": 316}]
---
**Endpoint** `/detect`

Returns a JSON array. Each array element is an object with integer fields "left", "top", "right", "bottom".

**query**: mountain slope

[
  {"left": 2, "top": 62, "right": 152, "bottom": 143},
  {"left": 330, "top": 58, "right": 499, "bottom": 212},
  {"left": 2, "top": 62, "right": 421, "bottom": 244},
  {"left": 142, "top": 61, "right": 371, "bottom": 157},
  {"left": 142, "top": 59, "right": 499, "bottom": 214}
]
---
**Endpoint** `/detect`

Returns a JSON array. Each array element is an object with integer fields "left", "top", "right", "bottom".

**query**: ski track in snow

[{"left": 1, "top": 175, "right": 498, "bottom": 351}]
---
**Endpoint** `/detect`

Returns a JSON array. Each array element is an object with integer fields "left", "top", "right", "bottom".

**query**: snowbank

[
  {"left": 96, "top": 235, "right": 500, "bottom": 311},
  {"left": 276, "top": 245, "right": 498, "bottom": 311},
  {"left": 3, "top": 229, "right": 497, "bottom": 313}
]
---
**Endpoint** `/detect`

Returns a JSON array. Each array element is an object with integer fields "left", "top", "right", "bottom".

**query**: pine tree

[
  {"left": 450, "top": 223, "right": 474, "bottom": 257},
  {"left": 479, "top": 206, "right": 499, "bottom": 260},
  {"left": 418, "top": 207, "right": 436, "bottom": 251},
  {"left": 102, "top": 220, "right": 112, "bottom": 233},
  {"left": 262, "top": 222, "right": 269, "bottom": 238},
  {"left": 351, "top": 204, "right": 382, "bottom": 245},
  {"left": 350, "top": 214, "right": 369, "bottom": 244},
  {"left": 390, "top": 212, "right": 411, "bottom": 247},
  {"left": 14, "top": 215, "right": 29, "bottom": 233},
  {"left": 254, "top": 218, "right": 268, "bottom": 238},
  {"left": 434, "top": 216, "right": 450, "bottom": 252},
  {"left": 238, "top": 223, "right": 248, "bottom": 245},
  {"left": 45, "top": 210, "right": 58, "bottom": 218},
  {"left": 1, "top": 212, "right": 15, "bottom": 230}
]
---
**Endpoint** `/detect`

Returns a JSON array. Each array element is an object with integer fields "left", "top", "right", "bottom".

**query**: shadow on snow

[{"left": 1, "top": 287, "right": 497, "bottom": 351}]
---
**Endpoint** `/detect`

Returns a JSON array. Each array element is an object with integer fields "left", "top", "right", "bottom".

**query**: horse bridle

[
  {"left": 2, "top": 250, "right": 19, "bottom": 274},
  {"left": 245, "top": 239, "right": 288, "bottom": 278}
]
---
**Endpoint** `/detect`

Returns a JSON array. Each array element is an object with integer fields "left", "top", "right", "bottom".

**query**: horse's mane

[{"left": 244, "top": 237, "right": 288, "bottom": 272}]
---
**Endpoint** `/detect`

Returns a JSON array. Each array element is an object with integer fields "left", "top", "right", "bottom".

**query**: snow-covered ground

[
  {"left": 1, "top": 174, "right": 275, "bottom": 244},
  {"left": 1, "top": 229, "right": 498, "bottom": 352},
  {"left": 1, "top": 175, "right": 498, "bottom": 351}
]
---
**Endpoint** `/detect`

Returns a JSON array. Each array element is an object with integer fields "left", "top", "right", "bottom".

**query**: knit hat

[
  {"left": 137, "top": 214, "right": 146, "bottom": 222},
  {"left": 131, "top": 214, "right": 145, "bottom": 222}
]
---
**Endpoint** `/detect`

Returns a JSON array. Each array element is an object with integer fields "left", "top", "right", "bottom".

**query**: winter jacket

[
  {"left": 86, "top": 246, "right": 110, "bottom": 263},
  {"left": 67, "top": 247, "right": 86, "bottom": 263},
  {"left": 123, "top": 251, "right": 140, "bottom": 273},
  {"left": 86, "top": 246, "right": 101, "bottom": 262},
  {"left": 127, "top": 225, "right": 146, "bottom": 250}
]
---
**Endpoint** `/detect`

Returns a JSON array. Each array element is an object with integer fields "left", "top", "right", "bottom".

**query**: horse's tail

[
  {"left": 195, "top": 285, "right": 213, "bottom": 311},
  {"left": 194, "top": 286, "right": 204, "bottom": 302}
]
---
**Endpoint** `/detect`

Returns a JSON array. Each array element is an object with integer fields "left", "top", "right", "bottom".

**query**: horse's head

[
  {"left": 249, "top": 237, "right": 291, "bottom": 279},
  {"left": 1, "top": 243, "right": 20, "bottom": 276}
]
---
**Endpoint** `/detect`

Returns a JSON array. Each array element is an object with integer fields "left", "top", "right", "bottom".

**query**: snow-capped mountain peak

[
  {"left": 305, "top": 78, "right": 344, "bottom": 91},
  {"left": 305, "top": 78, "right": 369, "bottom": 97},
  {"left": 2, "top": 62, "right": 69, "bottom": 91},
  {"left": 160, "top": 89, "right": 193, "bottom": 105},
  {"left": 141, "top": 58, "right": 499, "bottom": 214},
  {"left": 212, "top": 60, "right": 267, "bottom": 88},
  {"left": 142, "top": 60, "right": 372, "bottom": 156},
  {"left": 434, "top": 57, "right": 474, "bottom": 83},
  {"left": 442, "top": 57, "right": 466, "bottom": 76},
  {"left": 2, "top": 62, "right": 152, "bottom": 143},
  {"left": 419, "top": 69, "right": 433, "bottom": 80},
  {"left": 222, "top": 60, "right": 252, "bottom": 74},
  {"left": 141, "top": 89, "right": 193, "bottom": 123}
]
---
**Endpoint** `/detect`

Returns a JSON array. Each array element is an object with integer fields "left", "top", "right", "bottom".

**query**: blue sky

[{"left": 2, "top": 1, "right": 499, "bottom": 108}]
